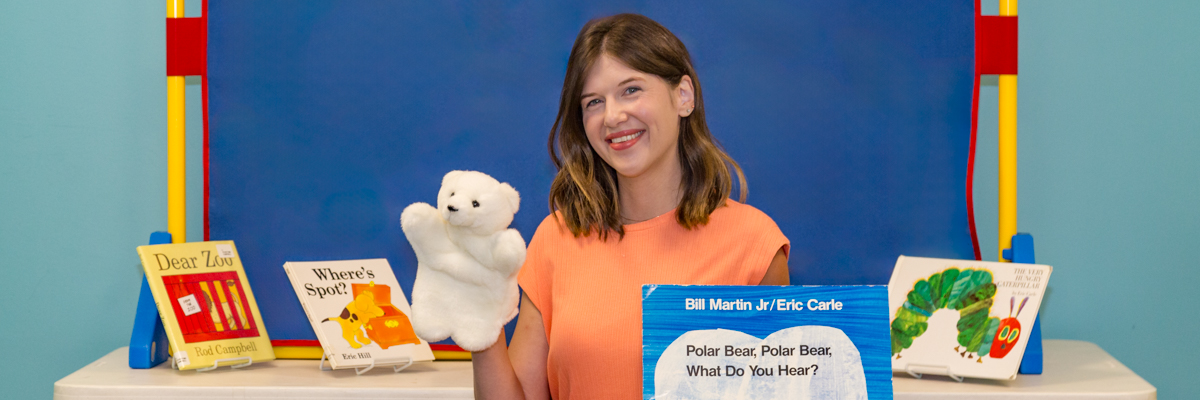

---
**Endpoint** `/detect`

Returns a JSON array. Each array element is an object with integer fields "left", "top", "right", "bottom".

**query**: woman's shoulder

[
  {"left": 708, "top": 200, "right": 790, "bottom": 265},
  {"left": 709, "top": 199, "right": 781, "bottom": 230},
  {"left": 529, "top": 211, "right": 576, "bottom": 244}
]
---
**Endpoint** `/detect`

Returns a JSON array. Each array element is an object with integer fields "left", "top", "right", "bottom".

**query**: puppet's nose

[{"left": 447, "top": 205, "right": 459, "bottom": 212}]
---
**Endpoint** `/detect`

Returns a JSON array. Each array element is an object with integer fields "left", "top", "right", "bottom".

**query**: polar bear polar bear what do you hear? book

[{"left": 283, "top": 259, "right": 434, "bottom": 370}]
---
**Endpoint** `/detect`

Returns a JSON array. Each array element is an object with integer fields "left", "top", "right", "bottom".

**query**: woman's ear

[{"left": 676, "top": 75, "right": 695, "bottom": 117}]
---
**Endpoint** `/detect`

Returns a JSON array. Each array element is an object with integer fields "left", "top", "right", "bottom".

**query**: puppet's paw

[
  {"left": 400, "top": 202, "right": 442, "bottom": 234},
  {"left": 451, "top": 322, "right": 502, "bottom": 352},
  {"left": 491, "top": 229, "right": 527, "bottom": 274},
  {"left": 502, "top": 287, "right": 520, "bottom": 323},
  {"left": 411, "top": 304, "right": 452, "bottom": 343}
]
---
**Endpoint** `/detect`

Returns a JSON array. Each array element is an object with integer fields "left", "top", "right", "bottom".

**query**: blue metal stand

[
  {"left": 1003, "top": 232, "right": 1043, "bottom": 375},
  {"left": 128, "top": 232, "right": 173, "bottom": 369}
]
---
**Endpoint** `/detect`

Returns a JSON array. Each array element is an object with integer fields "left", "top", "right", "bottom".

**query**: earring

[{"left": 688, "top": 107, "right": 694, "bottom": 114}]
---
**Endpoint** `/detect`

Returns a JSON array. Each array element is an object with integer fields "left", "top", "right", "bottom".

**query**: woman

[{"left": 474, "top": 14, "right": 790, "bottom": 399}]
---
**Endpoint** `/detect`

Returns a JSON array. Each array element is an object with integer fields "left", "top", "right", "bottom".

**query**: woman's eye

[
  {"left": 585, "top": 98, "right": 601, "bottom": 108},
  {"left": 624, "top": 86, "right": 642, "bottom": 95}
]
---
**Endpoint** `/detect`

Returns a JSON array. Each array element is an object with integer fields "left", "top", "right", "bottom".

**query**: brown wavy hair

[{"left": 548, "top": 13, "right": 747, "bottom": 239}]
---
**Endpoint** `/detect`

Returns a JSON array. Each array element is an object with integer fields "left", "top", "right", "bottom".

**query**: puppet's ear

[
  {"left": 442, "top": 170, "right": 466, "bottom": 187},
  {"left": 499, "top": 182, "right": 520, "bottom": 214}
]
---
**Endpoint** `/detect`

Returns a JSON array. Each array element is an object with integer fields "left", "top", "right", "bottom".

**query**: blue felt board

[
  {"left": 643, "top": 285, "right": 892, "bottom": 399},
  {"left": 206, "top": 1, "right": 976, "bottom": 343}
]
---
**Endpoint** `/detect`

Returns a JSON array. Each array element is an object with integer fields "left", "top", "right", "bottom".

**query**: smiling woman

[
  {"left": 547, "top": 13, "right": 747, "bottom": 237},
  {"left": 472, "top": 14, "right": 791, "bottom": 400},
  {"left": 579, "top": 55, "right": 690, "bottom": 224}
]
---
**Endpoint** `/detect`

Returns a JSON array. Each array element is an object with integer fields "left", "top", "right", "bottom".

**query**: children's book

[
  {"left": 283, "top": 259, "right": 434, "bottom": 370},
  {"left": 136, "top": 241, "right": 275, "bottom": 370},
  {"left": 643, "top": 285, "right": 894, "bottom": 400},
  {"left": 888, "top": 256, "right": 1051, "bottom": 380}
]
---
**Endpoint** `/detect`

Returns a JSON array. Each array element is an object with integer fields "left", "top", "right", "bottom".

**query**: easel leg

[
  {"left": 1019, "top": 315, "right": 1043, "bottom": 374},
  {"left": 1008, "top": 233, "right": 1043, "bottom": 375},
  {"left": 128, "top": 232, "right": 173, "bottom": 369}
]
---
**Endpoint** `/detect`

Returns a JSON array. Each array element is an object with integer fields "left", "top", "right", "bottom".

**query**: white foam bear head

[{"left": 436, "top": 170, "right": 520, "bottom": 235}]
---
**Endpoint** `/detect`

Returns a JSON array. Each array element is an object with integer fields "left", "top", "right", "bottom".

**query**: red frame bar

[{"left": 166, "top": 17, "right": 206, "bottom": 77}]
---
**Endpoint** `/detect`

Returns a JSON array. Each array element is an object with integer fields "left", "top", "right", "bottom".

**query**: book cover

[
  {"left": 135, "top": 241, "right": 275, "bottom": 370},
  {"left": 643, "top": 285, "right": 893, "bottom": 400},
  {"left": 888, "top": 256, "right": 1052, "bottom": 380},
  {"left": 283, "top": 259, "right": 434, "bottom": 369}
]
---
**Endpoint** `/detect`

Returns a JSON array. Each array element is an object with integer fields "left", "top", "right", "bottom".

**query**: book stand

[
  {"left": 170, "top": 355, "right": 254, "bottom": 372},
  {"left": 320, "top": 354, "right": 414, "bottom": 375},
  {"left": 905, "top": 364, "right": 965, "bottom": 382}
]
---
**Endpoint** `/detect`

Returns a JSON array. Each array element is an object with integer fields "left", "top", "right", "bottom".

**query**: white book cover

[
  {"left": 283, "top": 259, "right": 434, "bottom": 370},
  {"left": 888, "top": 256, "right": 1051, "bottom": 380}
]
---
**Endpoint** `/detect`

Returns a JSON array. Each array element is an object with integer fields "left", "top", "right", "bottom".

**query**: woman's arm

[
  {"left": 473, "top": 292, "right": 551, "bottom": 400},
  {"left": 759, "top": 247, "right": 790, "bottom": 285}
]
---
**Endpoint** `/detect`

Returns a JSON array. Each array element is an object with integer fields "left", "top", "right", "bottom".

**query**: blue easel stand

[
  {"left": 128, "top": 231, "right": 173, "bottom": 369},
  {"left": 1003, "top": 232, "right": 1043, "bottom": 375}
]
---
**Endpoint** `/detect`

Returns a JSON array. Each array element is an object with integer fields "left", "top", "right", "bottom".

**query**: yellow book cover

[{"left": 136, "top": 241, "right": 275, "bottom": 370}]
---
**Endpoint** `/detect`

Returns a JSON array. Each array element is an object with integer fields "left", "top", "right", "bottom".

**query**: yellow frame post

[
  {"left": 997, "top": 0, "right": 1018, "bottom": 261},
  {"left": 167, "top": 0, "right": 186, "bottom": 243}
]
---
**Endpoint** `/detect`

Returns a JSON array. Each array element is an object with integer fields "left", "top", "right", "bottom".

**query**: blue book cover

[{"left": 643, "top": 285, "right": 892, "bottom": 399}]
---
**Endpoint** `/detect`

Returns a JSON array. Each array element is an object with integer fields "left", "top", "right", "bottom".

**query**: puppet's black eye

[
  {"left": 472, "top": 200, "right": 480, "bottom": 208},
  {"left": 450, "top": 192, "right": 455, "bottom": 197}
]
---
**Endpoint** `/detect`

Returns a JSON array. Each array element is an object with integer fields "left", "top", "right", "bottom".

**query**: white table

[
  {"left": 56, "top": 340, "right": 1154, "bottom": 399},
  {"left": 55, "top": 352, "right": 475, "bottom": 399},
  {"left": 892, "top": 340, "right": 1155, "bottom": 399}
]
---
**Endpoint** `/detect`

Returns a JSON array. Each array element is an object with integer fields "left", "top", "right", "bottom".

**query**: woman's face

[{"left": 579, "top": 54, "right": 693, "bottom": 180}]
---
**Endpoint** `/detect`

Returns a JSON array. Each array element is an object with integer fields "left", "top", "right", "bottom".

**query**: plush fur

[{"left": 401, "top": 170, "right": 526, "bottom": 352}]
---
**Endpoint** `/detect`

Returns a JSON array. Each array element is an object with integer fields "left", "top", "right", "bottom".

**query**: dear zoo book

[
  {"left": 136, "top": 241, "right": 275, "bottom": 370},
  {"left": 889, "top": 256, "right": 1051, "bottom": 380},
  {"left": 283, "top": 259, "right": 434, "bottom": 369}
]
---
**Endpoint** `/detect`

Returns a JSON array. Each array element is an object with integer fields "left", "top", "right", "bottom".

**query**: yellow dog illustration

[{"left": 322, "top": 291, "right": 385, "bottom": 349}]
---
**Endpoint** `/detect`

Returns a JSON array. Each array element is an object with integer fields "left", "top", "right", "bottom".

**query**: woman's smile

[{"left": 606, "top": 129, "right": 644, "bottom": 150}]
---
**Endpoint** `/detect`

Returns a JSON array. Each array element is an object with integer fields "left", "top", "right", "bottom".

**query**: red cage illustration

[{"left": 163, "top": 272, "right": 259, "bottom": 343}]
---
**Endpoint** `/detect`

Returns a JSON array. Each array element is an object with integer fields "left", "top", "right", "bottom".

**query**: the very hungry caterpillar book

[
  {"left": 136, "top": 241, "right": 275, "bottom": 370},
  {"left": 889, "top": 256, "right": 1052, "bottom": 380},
  {"left": 283, "top": 259, "right": 434, "bottom": 370}
]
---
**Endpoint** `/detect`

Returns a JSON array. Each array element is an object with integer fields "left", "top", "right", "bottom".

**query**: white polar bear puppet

[{"left": 401, "top": 170, "right": 526, "bottom": 352}]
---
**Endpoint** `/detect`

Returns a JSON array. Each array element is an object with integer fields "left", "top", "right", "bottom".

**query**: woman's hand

[{"left": 472, "top": 293, "right": 551, "bottom": 400}]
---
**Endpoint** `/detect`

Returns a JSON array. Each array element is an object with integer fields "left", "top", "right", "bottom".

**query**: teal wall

[
  {"left": 1, "top": 1, "right": 1195, "bottom": 398},
  {"left": 973, "top": 1, "right": 1200, "bottom": 396}
]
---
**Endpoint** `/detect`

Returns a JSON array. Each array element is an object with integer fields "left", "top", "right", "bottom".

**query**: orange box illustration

[{"left": 352, "top": 282, "right": 422, "bottom": 350}]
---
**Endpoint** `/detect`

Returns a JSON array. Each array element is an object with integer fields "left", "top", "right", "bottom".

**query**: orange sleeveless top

[{"left": 517, "top": 200, "right": 789, "bottom": 399}]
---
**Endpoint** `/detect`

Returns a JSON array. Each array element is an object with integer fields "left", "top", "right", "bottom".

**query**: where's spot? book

[
  {"left": 889, "top": 256, "right": 1052, "bottom": 380},
  {"left": 283, "top": 259, "right": 434, "bottom": 370},
  {"left": 136, "top": 241, "right": 275, "bottom": 370}
]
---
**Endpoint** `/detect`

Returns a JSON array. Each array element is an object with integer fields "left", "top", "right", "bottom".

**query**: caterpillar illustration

[{"left": 891, "top": 268, "right": 1031, "bottom": 363}]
